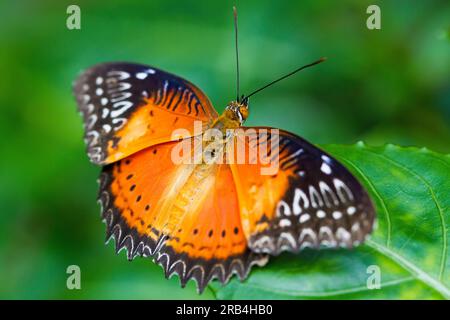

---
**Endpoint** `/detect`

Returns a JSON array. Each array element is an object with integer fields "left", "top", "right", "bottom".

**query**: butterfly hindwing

[
  {"left": 229, "top": 127, "right": 376, "bottom": 255},
  {"left": 98, "top": 139, "right": 187, "bottom": 258},
  {"left": 155, "top": 162, "right": 268, "bottom": 292},
  {"left": 98, "top": 137, "right": 268, "bottom": 293},
  {"left": 74, "top": 63, "right": 218, "bottom": 164}
]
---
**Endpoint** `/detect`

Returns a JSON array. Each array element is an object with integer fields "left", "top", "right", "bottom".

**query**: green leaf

[{"left": 211, "top": 143, "right": 450, "bottom": 299}]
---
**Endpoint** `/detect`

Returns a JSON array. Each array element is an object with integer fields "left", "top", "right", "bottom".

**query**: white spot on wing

[
  {"left": 102, "top": 124, "right": 112, "bottom": 133},
  {"left": 332, "top": 211, "right": 342, "bottom": 219},
  {"left": 111, "top": 92, "right": 132, "bottom": 102},
  {"left": 85, "top": 104, "right": 94, "bottom": 114},
  {"left": 86, "top": 114, "right": 97, "bottom": 129},
  {"left": 136, "top": 72, "right": 148, "bottom": 80},
  {"left": 309, "top": 185, "right": 324, "bottom": 208},
  {"left": 320, "top": 162, "right": 332, "bottom": 175},
  {"left": 86, "top": 130, "right": 99, "bottom": 146},
  {"left": 319, "top": 181, "right": 339, "bottom": 206},
  {"left": 111, "top": 101, "right": 133, "bottom": 117},
  {"left": 278, "top": 232, "right": 296, "bottom": 250},
  {"left": 316, "top": 210, "right": 326, "bottom": 218},
  {"left": 319, "top": 226, "right": 336, "bottom": 247},
  {"left": 276, "top": 200, "right": 291, "bottom": 217},
  {"left": 299, "top": 214, "right": 310, "bottom": 223},
  {"left": 333, "top": 178, "right": 354, "bottom": 202},
  {"left": 101, "top": 108, "right": 109, "bottom": 119},
  {"left": 107, "top": 71, "right": 130, "bottom": 80},
  {"left": 293, "top": 188, "right": 309, "bottom": 215},
  {"left": 279, "top": 219, "right": 292, "bottom": 228},
  {"left": 347, "top": 206, "right": 356, "bottom": 215},
  {"left": 336, "top": 227, "right": 351, "bottom": 242},
  {"left": 299, "top": 228, "right": 317, "bottom": 245},
  {"left": 112, "top": 117, "right": 127, "bottom": 130}
]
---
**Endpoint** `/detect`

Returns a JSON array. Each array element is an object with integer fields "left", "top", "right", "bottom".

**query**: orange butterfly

[{"left": 73, "top": 11, "right": 375, "bottom": 294}]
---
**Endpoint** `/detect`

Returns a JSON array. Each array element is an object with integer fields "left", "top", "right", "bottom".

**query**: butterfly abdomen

[{"left": 162, "top": 163, "right": 218, "bottom": 232}]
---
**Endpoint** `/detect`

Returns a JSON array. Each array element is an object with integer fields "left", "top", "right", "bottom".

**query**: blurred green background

[{"left": 0, "top": 0, "right": 448, "bottom": 299}]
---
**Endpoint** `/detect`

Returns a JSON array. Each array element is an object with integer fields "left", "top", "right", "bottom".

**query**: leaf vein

[
  {"left": 242, "top": 276, "right": 416, "bottom": 298},
  {"left": 369, "top": 151, "right": 448, "bottom": 283},
  {"left": 366, "top": 239, "right": 450, "bottom": 299}
]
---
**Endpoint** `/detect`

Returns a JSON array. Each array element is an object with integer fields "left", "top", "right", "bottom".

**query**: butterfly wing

[
  {"left": 74, "top": 63, "right": 218, "bottom": 164},
  {"left": 155, "top": 162, "right": 268, "bottom": 292},
  {"left": 229, "top": 127, "right": 376, "bottom": 255},
  {"left": 98, "top": 137, "right": 268, "bottom": 293}
]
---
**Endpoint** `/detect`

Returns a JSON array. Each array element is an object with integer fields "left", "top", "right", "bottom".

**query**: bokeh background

[{"left": 0, "top": 0, "right": 448, "bottom": 299}]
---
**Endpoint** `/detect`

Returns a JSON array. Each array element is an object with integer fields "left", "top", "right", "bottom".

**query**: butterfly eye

[{"left": 239, "top": 106, "right": 248, "bottom": 120}]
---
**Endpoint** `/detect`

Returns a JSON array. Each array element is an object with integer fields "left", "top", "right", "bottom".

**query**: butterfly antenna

[
  {"left": 243, "top": 57, "right": 327, "bottom": 100},
  {"left": 233, "top": 6, "right": 240, "bottom": 102}
]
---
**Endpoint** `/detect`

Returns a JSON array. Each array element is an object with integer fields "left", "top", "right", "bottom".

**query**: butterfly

[{"left": 73, "top": 60, "right": 375, "bottom": 293}]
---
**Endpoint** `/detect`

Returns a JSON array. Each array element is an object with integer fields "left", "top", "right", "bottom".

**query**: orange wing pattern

[
  {"left": 229, "top": 128, "right": 375, "bottom": 254},
  {"left": 74, "top": 63, "right": 218, "bottom": 164},
  {"left": 98, "top": 138, "right": 267, "bottom": 293}
]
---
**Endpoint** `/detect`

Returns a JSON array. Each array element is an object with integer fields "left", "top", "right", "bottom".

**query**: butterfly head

[{"left": 225, "top": 97, "right": 249, "bottom": 125}]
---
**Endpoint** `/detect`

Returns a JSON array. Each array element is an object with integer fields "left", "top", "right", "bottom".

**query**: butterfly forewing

[
  {"left": 229, "top": 128, "right": 375, "bottom": 255},
  {"left": 74, "top": 63, "right": 218, "bottom": 164}
]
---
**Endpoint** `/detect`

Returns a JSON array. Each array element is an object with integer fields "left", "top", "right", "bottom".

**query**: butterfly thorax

[{"left": 212, "top": 101, "right": 249, "bottom": 132}]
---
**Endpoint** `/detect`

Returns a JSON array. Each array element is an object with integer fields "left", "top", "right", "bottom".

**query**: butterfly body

[{"left": 74, "top": 62, "right": 375, "bottom": 293}]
